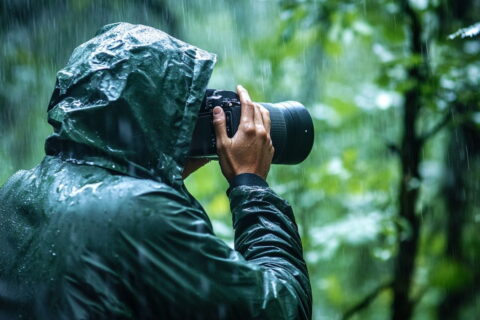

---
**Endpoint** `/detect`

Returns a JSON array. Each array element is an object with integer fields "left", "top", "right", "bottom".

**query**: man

[{"left": 0, "top": 23, "right": 312, "bottom": 319}]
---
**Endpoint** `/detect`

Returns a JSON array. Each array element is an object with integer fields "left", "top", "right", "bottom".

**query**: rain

[{"left": 1, "top": 0, "right": 479, "bottom": 319}]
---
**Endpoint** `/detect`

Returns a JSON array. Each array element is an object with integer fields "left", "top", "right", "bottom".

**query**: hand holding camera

[
  {"left": 186, "top": 84, "right": 314, "bottom": 180},
  {"left": 189, "top": 86, "right": 314, "bottom": 165},
  {"left": 213, "top": 85, "right": 274, "bottom": 181}
]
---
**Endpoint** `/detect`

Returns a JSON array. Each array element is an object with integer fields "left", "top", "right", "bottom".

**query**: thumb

[{"left": 212, "top": 106, "right": 229, "bottom": 147}]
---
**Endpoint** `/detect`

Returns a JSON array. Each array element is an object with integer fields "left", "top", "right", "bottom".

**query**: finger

[
  {"left": 253, "top": 103, "right": 264, "bottom": 128},
  {"left": 258, "top": 104, "right": 271, "bottom": 133},
  {"left": 212, "top": 106, "right": 229, "bottom": 148},
  {"left": 237, "top": 85, "right": 254, "bottom": 125}
]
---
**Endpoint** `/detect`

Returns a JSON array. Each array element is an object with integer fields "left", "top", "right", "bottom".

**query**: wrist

[{"left": 226, "top": 173, "right": 268, "bottom": 195}]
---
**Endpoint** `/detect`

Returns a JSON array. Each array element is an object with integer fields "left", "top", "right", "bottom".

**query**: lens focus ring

[{"left": 262, "top": 103, "right": 286, "bottom": 162}]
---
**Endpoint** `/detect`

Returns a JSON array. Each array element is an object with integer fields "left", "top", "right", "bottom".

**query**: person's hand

[
  {"left": 212, "top": 85, "right": 274, "bottom": 181},
  {"left": 182, "top": 158, "right": 210, "bottom": 179}
]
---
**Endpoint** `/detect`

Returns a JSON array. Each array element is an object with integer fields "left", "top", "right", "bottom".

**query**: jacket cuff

[{"left": 226, "top": 173, "right": 268, "bottom": 195}]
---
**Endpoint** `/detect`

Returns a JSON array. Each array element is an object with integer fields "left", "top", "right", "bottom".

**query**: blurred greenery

[{"left": 1, "top": 0, "right": 479, "bottom": 319}]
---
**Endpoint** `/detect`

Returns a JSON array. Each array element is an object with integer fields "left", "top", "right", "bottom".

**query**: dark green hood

[{"left": 45, "top": 22, "right": 216, "bottom": 187}]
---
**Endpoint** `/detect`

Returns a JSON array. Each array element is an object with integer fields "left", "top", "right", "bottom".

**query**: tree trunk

[
  {"left": 438, "top": 122, "right": 480, "bottom": 319},
  {"left": 391, "top": 1, "right": 425, "bottom": 319}
]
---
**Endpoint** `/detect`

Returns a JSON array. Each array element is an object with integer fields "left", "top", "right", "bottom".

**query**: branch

[
  {"left": 341, "top": 280, "right": 393, "bottom": 320},
  {"left": 420, "top": 112, "right": 452, "bottom": 144}
]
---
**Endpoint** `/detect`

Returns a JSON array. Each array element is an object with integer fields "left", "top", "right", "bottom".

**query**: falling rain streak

[{"left": 1, "top": 0, "right": 479, "bottom": 319}]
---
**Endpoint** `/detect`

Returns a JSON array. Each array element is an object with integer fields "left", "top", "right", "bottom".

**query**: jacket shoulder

[{"left": 63, "top": 171, "right": 191, "bottom": 221}]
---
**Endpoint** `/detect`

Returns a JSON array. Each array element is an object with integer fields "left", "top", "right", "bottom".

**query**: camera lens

[{"left": 261, "top": 102, "right": 314, "bottom": 164}]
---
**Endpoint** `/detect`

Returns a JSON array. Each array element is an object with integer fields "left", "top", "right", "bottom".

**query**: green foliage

[{"left": 1, "top": 0, "right": 479, "bottom": 319}]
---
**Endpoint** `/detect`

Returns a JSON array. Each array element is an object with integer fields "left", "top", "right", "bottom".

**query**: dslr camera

[{"left": 189, "top": 89, "right": 314, "bottom": 165}]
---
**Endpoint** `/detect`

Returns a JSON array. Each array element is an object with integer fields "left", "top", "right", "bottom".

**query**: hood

[{"left": 45, "top": 22, "right": 216, "bottom": 187}]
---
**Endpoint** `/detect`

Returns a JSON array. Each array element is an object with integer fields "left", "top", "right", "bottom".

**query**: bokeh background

[{"left": 1, "top": 0, "right": 479, "bottom": 319}]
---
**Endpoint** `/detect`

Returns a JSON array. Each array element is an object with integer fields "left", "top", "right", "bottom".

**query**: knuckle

[
  {"left": 213, "top": 118, "right": 224, "bottom": 125},
  {"left": 243, "top": 123, "right": 255, "bottom": 134},
  {"left": 257, "top": 128, "right": 267, "bottom": 139},
  {"left": 216, "top": 141, "right": 226, "bottom": 151}
]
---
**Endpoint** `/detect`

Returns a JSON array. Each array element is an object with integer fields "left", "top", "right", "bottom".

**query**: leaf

[
  {"left": 430, "top": 259, "right": 473, "bottom": 290},
  {"left": 449, "top": 22, "right": 480, "bottom": 40}
]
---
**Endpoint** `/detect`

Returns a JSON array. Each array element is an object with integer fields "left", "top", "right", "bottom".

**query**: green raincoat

[{"left": 0, "top": 23, "right": 312, "bottom": 319}]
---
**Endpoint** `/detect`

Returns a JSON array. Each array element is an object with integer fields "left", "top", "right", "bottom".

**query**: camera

[{"left": 189, "top": 89, "right": 314, "bottom": 165}]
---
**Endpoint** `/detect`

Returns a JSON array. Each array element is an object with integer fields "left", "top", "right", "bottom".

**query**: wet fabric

[{"left": 0, "top": 23, "right": 312, "bottom": 319}]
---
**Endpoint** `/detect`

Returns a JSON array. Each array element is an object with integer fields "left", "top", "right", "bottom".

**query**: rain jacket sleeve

[
  {"left": 229, "top": 184, "right": 312, "bottom": 319},
  {"left": 120, "top": 183, "right": 312, "bottom": 320}
]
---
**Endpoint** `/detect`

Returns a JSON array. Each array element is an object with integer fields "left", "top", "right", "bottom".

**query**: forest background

[{"left": 1, "top": 0, "right": 479, "bottom": 319}]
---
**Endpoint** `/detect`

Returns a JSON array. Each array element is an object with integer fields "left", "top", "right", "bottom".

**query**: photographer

[{"left": 0, "top": 23, "right": 312, "bottom": 319}]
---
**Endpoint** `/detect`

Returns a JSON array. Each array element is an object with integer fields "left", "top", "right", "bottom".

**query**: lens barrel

[{"left": 261, "top": 101, "right": 314, "bottom": 164}]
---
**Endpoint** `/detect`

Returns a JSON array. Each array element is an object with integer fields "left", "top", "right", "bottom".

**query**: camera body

[{"left": 189, "top": 89, "right": 242, "bottom": 158}]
